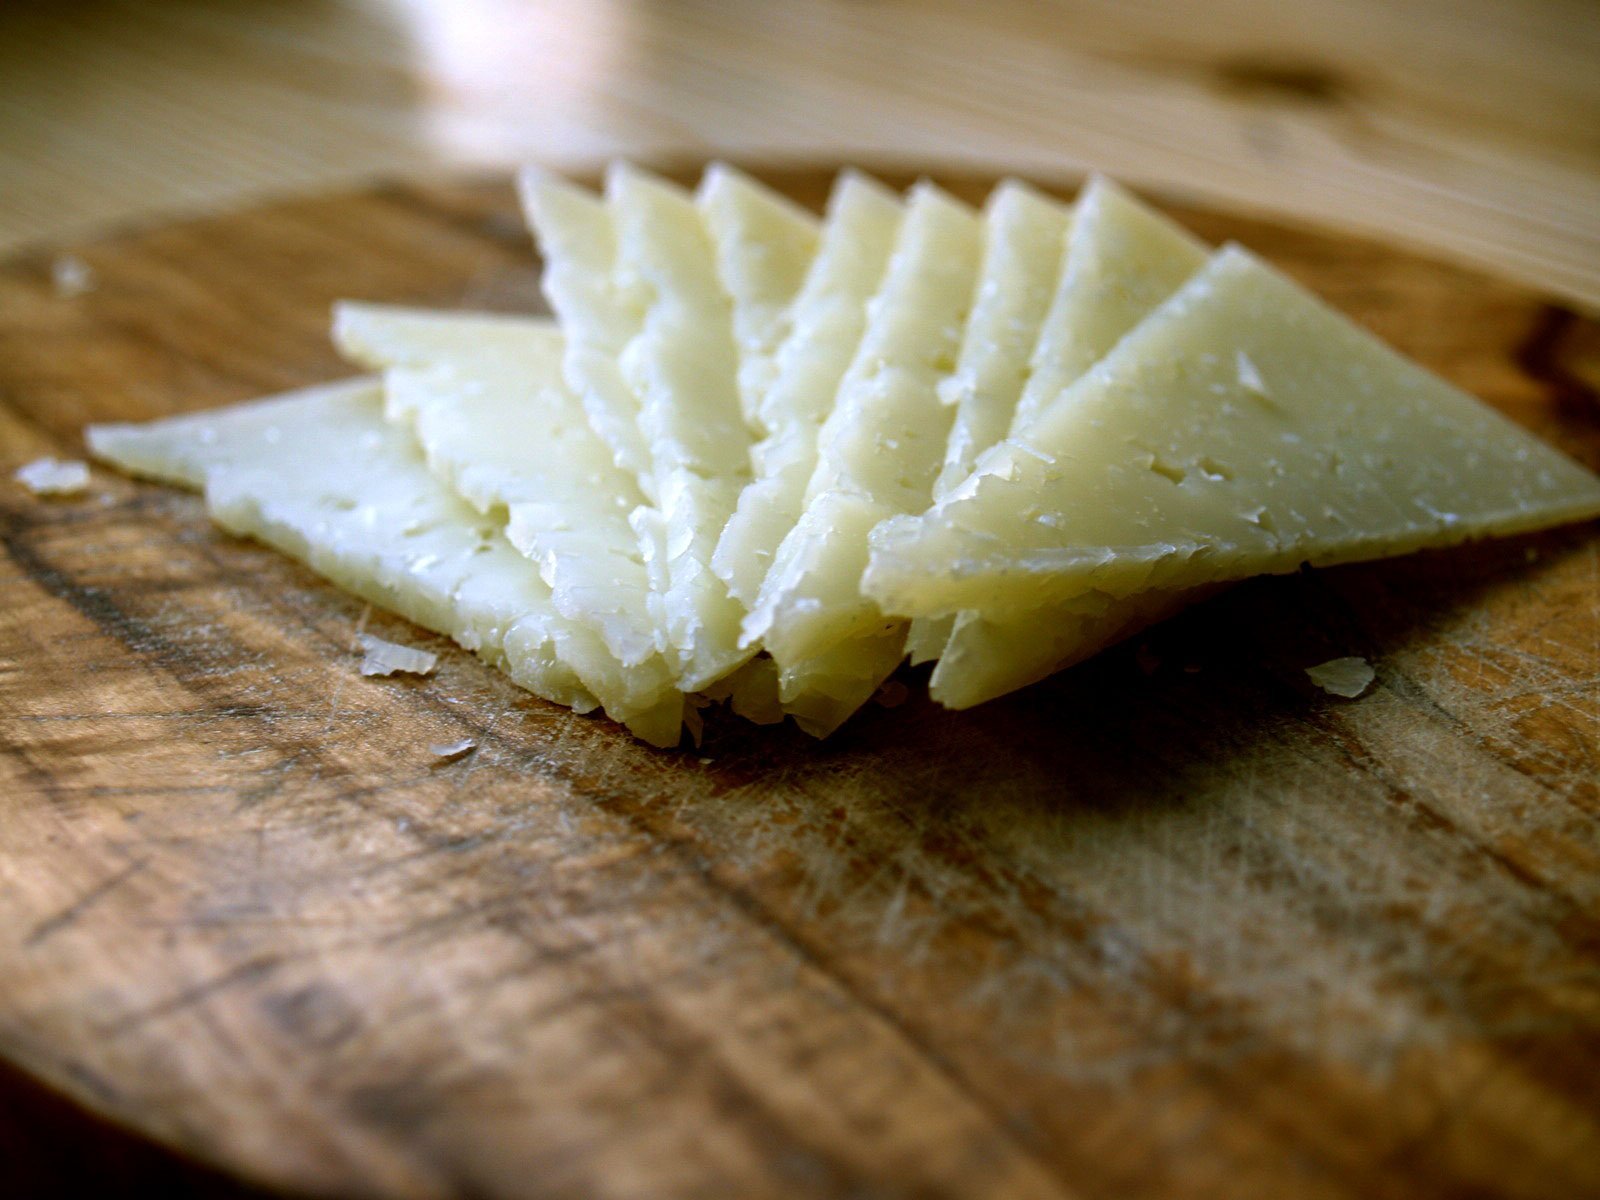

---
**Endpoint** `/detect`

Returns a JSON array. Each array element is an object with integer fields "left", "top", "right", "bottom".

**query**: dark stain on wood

[
  {"left": 1516, "top": 304, "right": 1600, "bottom": 435},
  {"left": 1213, "top": 56, "right": 1351, "bottom": 105}
]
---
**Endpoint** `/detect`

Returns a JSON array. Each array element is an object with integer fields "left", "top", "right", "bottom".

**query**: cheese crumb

[
  {"left": 1305, "top": 656, "right": 1375, "bottom": 698},
  {"left": 428, "top": 737, "right": 476, "bottom": 761},
  {"left": 14, "top": 457, "right": 91, "bottom": 497},
  {"left": 356, "top": 633, "right": 438, "bottom": 677},
  {"left": 51, "top": 254, "right": 96, "bottom": 297}
]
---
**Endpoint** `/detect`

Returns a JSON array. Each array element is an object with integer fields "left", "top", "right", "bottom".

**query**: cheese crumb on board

[
  {"left": 51, "top": 254, "right": 96, "bottom": 297},
  {"left": 357, "top": 633, "right": 438, "bottom": 677},
  {"left": 1305, "top": 656, "right": 1376, "bottom": 698},
  {"left": 14, "top": 457, "right": 91, "bottom": 496},
  {"left": 428, "top": 737, "right": 477, "bottom": 761}
]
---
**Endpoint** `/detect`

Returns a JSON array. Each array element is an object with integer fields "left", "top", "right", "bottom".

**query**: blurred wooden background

[{"left": 1, "top": 0, "right": 1597, "bottom": 308}]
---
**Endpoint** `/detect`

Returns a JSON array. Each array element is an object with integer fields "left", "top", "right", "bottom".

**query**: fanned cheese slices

[
  {"left": 905, "top": 180, "right": 1072, "bottom": 665},
  {"left": 86, "top": 380, "right": 688, "bottom": 746},
  {"left": 914, "top": 175, "right": 1214, "bottom": 678},
  {"left": 698, "top": 164, "right": 822, "bottom": 424},
  {"left": 85, "top": 164, "right": 1600, "bottom": 745},
  {"left": 332, "top": 304, "right": 664, "bottom": 673},
  {"left": 1007, "top": 175, "right": 1210, "bottom": 436},
  {"left": 711, "top": 171, "right": 904, "bottom": 609},
  {"left": 934, "top": 181, "right": 1074, "bottom": 501},
  {"left": 864, "top": 245, "right": 1600, "bottom": 645},
  {"left": 522, "top": 164, "right": 753, "bottom": 692},
  {"left": 741, "top": 182, "right": 982, "bottom": 733}
]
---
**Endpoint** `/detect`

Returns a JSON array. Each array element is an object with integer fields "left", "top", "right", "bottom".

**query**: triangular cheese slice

[
  {"left": 710, "top": 170, "right": 904, "bottom": 608},
  {"left": 86, "top": 380, "right": 688, "bottom": 746},
  {"left": 929, "top": 588, "right": 1200, "bottom": 709},
  {"left": 332, "top": 304, "right": 663, "bottom": 673},
  {"left": 909, "top": 174, "right": 1209, "bottom": 666},
  {"left": 934, "top": 180, "right": 1073, "bottom": 500},
  {"left": 1007, "top": 174, "right": 1210, "bottom": 435},
  {"left": 914, "top": 177, "right": 1210, "bottom": 671},
  {"left": 740, "top": 182, "right": 982, "bottom": 733},
  {"left": 865, "top": 246, "right": 1600, "bottom": 642},
  {"left": 521, "top": 164, "right": 754, "bottom": 691},
  {"left": 516, "top": 171, "right": 653, "bottom": 490},
  {"left": 697, "top": 163, "right": 821, "bottom": 426},
  {"left": 904, "top": 180, "right": 1072, "bottom": 665}
]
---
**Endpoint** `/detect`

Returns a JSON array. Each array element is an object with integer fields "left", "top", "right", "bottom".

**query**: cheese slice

[
  {"left": 522, "top": 164, "right": 755, "bottom": 691},
  {"left": 332, "top": 304, "right": 664, "bottom": 673},
  {"left": 905, "top": 180, "right": 1072, "bottom": 666},
  {"left": 86, "top": 380, "right": 688, "bottom": 746},
  {"left": 865, "top": 245, "right": 1600, "bottom": 640},
  {"left": 929, "top": 588, "right": 1205, "bottom": 709},
  {"left": 916, "top": 176, "right": 1214, "bottom": 674},
  {"left": 1008, "top": 174, "right": 1210, "bottom": 436},
  {"left": 934, "top": 180, "right": 1073, "bottom": 500},
  {"left": 710, "top": 171, "right": 904, "bottom": 607},
  {"left": 742, "top": 182, "right": 982, "bottom": 730},
  {"left": 517, "top": 171, "right": 653, "bottom": 490},
  {"left": 697, "top": 163, "right": 821, "bottom": 426}
]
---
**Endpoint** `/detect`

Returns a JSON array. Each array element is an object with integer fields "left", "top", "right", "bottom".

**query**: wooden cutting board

[{"left": 1, "top": 166, "right": 1597, "bottom": 1200}]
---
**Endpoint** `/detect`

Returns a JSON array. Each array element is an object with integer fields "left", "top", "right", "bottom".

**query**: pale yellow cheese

[
  {"left": 710, "top": 171, "right": 904, "bottom": 607},
  {"left": 332, "top": 305, "right": 665, "bottom": 675},
  {"left": 697, "top": 163, "right": 822, "bottom": 425},
  {"left": 87, "top": 380, "right": 688, "bottom": 745},
  {"left": 906, "top": 180, "right": 1071, "bottom": 666},
  {"left": 934, "top": 180, "right": 1072, "bottom": 499},
  {"left": 735, "top": 183, "right": 982, "bottom": 732},
  {"left": 517, "top": 170, "right": 654, "bottom": 490},
  {"left": 337, "top": 306, "right": 789, "bottom": 731},
  {"left": 865, "top": 246, "right": 1600, "bottom": 655},
  {"left": 609, "top": 165, "right": 751, "bottom": 485},
  {"left": 744, "top": 183, "right": 980, "bottom": 655},
  {"left": 522, "top": 164, "right": 756, "bottom": 692},
  {"left": 927, "top": 587, "right": 1205, "bottom": 709},
  {"left": 1008, "top": 174, "right": 1209, "bottom": 435},
  {"left": 912, "top": 175, "right": 1211, "bottom": 668}
]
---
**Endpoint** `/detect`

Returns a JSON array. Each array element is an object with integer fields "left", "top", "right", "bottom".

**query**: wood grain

[
  {"left": 2, "top": 167, "right": 1599, "bottom": 1200},
  {"left": 1, "top": 1, "right": 1598, "bottom": 309}
]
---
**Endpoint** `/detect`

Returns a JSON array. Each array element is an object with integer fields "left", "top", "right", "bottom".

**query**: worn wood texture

[{"left": 1, "top": 167, "right": 1598, "bottom": 1200}]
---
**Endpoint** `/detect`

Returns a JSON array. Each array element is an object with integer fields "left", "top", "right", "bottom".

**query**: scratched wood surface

[{"left": 1, "top": 167, "right": 1598, "bottom": 1200}]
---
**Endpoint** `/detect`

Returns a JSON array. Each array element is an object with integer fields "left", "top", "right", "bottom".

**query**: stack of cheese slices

[{"left": 89, "top": 165, "right": 1600, "bottom": 747}]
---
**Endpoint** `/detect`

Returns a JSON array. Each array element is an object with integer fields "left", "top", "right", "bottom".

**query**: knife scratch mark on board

[{"left": 24, "top": 859, "right": 149, "bottom": 947}]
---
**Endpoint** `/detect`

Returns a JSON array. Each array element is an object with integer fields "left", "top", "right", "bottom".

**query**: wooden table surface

[
  {"left": 2, "top": 0, "right": 1599, "bottom": 309},
  {"left": 3, "top": 164, "right": 1599, "bottom": 1200},
  {"left": 2, "top": 3, "right": 1599, "bottom": 1196}
]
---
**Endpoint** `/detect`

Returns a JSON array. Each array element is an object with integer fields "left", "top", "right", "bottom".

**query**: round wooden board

[{"left": 1, "top": 166, "right": 1598, "bottom": 1200}]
